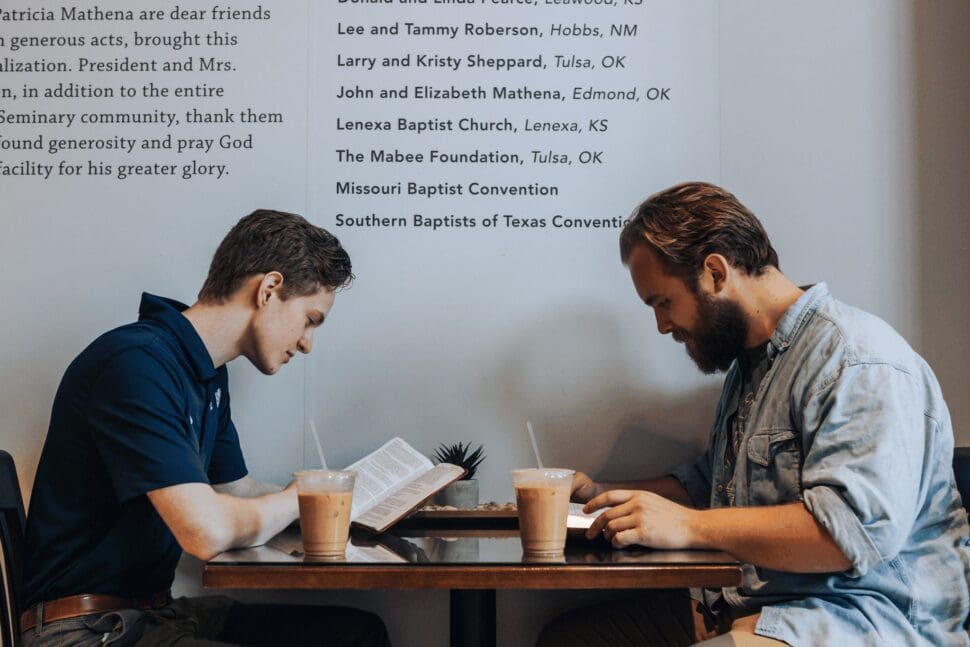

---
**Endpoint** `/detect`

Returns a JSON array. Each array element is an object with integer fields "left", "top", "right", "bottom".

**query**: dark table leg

[{"left": 450, "top": 589, "right": 496, "bottom": 647}]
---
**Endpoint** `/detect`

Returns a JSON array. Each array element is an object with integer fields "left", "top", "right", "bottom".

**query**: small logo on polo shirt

[{"left": 189, "top": 414, "right": 194, "bottom": 426}]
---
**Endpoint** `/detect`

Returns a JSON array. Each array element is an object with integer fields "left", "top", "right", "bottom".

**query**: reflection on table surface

[{"left": 208, "top": 527, "right": 737, "bottom": 567}]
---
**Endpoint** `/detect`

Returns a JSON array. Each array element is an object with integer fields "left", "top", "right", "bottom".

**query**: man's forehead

[
  {"left": 629, "top": 245, "right": 670, "bottom": 282},
  {"left": 628, "top": 246, "right": 685, "bottom": 297}
]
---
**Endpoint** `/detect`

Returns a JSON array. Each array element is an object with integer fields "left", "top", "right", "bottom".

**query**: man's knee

[
  {"left": 219, "top": 602, "right": 389, "bottom": 646},
  {"left": 535, "top": 591, "right": 695, "bottom": 647},
  {"left": 306, "top": 606, "right": 389, "bottom": 647},
  {"left": 535, "top": 612, "right": 576, "bottom": 647},
  {"left": 342, "top": 608, "right": 390, "bottom": 647}
]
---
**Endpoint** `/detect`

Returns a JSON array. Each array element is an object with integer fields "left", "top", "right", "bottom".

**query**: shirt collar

[
  {"left": 738, "top": 340, "right": 769, "bottom": 376},
  {"left": 768, "top": 282, "right": 831, "bottom": 357},
  {"left": 138, "top": 292, "right": 218, "bottom": 382}
]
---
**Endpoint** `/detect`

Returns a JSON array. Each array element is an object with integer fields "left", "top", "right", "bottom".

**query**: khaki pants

[{"left": 695, "top": 633, "right": 785, "bottom": 646}]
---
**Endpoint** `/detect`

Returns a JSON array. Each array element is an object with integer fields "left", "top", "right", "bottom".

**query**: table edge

[{"left": 203, "top": 563, "right": 743, "bottom": 590}]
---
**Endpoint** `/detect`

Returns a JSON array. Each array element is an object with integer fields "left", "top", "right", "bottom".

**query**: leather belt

[{"left": 21, "top": 590, "right": 171, "bottom": 634}]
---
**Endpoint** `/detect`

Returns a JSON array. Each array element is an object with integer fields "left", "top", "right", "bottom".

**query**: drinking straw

[
  {"left": 308, "top": 420, "right": 328, "bottom": 470},
  {"left": 526, "top": 421, "right": 544, "bottom": 469}
]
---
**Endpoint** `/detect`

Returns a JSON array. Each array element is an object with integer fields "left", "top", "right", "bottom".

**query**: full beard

[{"left": 680, "top": 293, "right": 749, "bottom": 374}]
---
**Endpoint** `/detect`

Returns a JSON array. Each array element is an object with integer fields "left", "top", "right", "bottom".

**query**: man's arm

[
  {"left": 572, "top": 472, "right": 693, "bottom": 507},
  {"left": 585, "top": 490, "right": 851, "bottom": 573},
  {"left": 147, "top": 481, "right": 298, "bottom": 561},
  {"left": 573, "top": 440, "right": 713, "bottom": 509},
  {"left": 212, "top": 475, "right": 284, "bottom": 498},
  {"left": 690, "top": 501, "right": 852, "bottom": 572}
]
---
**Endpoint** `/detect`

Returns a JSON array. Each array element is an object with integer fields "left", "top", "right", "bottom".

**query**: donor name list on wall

[
  {"left": 1, "top": 2, "right": 718, "bottom": 234},
  {"left": 315, "top": 0, "right": 718, "bottom": 235}
]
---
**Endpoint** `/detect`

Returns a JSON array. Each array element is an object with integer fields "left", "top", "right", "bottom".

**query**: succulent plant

[{"left": 432, "top": 442, "right": 485, "bottom": 480}]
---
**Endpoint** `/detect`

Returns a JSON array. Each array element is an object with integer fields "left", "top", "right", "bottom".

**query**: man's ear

[
  {"left": 702, "top": 254, "right": 730, "bottom": 294},
  {"left": 256, "top": 271, "right": 285, "bottom": 309}
]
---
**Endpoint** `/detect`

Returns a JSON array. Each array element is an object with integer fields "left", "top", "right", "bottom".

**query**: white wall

[
  {"left": 914, "top": 1, "right": 970, "bottom": 443},
  {"left": 2, "top": 2, "right": 967, "bottom": 646}
]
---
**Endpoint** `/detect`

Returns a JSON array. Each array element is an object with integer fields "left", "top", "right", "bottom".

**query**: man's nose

[
  {"left": 298, "top": 332, "right": 313, "bottom": 353},
  {"left": 655, "top": 311, "right": 673, "bottom": 335}
]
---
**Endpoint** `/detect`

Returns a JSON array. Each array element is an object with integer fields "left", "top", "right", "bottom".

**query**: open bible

[
  {"left": 567, "top": 502, "right": 603, "bottom": 531},
  {"left": 348, "top": 437, "right": 465, "bottom": 533}
]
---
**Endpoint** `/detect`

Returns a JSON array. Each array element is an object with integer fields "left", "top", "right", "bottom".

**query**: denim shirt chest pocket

[
  {"left": 730, "top": 340, "right": 805, "bottom": 507},
  {"left": 740, "top": 428, "right": 803, "bottom": 506}
]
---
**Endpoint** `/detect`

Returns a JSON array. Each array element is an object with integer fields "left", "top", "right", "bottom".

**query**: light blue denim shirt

[{"left": 671, "top": 283, "right": 970, "bottom": 646}]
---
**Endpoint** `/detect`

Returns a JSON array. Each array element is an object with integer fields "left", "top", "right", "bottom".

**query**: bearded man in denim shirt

[{"left": 539, "top": 182, "right": 970, "bottom": 646}]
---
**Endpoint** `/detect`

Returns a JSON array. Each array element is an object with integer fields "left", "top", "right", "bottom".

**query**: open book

[
  {"left": 348, "top": 437, "right": 465, "bottom": 533},
  {"left": 566, "top": 503, "right": 613, "bottom": 540},
  {"left": 567, "top": 502, "right": 601, "bottom": 530}
]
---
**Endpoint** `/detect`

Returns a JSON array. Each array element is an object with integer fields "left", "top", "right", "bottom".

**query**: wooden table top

[{"left": 204, "top": 527, "right": 743, "bottom": 590}]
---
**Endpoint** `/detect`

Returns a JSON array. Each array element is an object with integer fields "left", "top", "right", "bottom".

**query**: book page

[
  {"left": 345, "top": 542, "right": 409, "bottom": 564},
  {"left": 265, "top": 532, "right": 307, "bottom": 561},
  {"left": 567, "top": 502, "right": 611, "bottom": 530},
  {"left": 346, "top": 437, "right": 434, "bottom": 519},
  {"left": 354, "top": 463, "right": 464, "bottom": 533},
  {"left": 266, "top": 531, "right": 408, "bottom": 563}
]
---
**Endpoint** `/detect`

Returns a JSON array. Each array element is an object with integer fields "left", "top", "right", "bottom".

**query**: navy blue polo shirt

[{"left": 25, "top": 294, "right": 248, "bottom": 607}]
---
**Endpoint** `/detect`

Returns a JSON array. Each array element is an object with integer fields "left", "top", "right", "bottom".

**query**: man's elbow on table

[
  {"left": 148, "top": 482, "right": 240, "bottom": 561},
  {"left": 173, "top": 522, "right": 235, "bottom": 562}
]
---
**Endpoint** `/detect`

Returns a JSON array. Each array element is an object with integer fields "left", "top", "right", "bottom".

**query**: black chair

[
  {"left": 955, "top": 447, "right": 970, "bottom": 514},
  {"left": 0, "top": 451, "right": 26, "bottom": 647},
  {"left": 954, "top": 447, "right": 970, "bottom": 634}
]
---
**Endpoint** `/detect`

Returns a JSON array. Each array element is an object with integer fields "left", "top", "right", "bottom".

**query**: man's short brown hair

[
  {"left": 619, "top": 182, "right": 779, "bottom": 289},
  {"left": 198, "top": 209, "right": 354, "bottom": 302}
]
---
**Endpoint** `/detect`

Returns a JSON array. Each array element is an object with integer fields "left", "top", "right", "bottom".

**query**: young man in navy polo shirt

[{"left": 24, "top": 210, "right": 391, "bottom": 646}]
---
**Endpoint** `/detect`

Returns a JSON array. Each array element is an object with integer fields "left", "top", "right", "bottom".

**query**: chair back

[
  {"left": 957, "top": 447, "right": 970, "bottom": 634},
  {"left": 955, "top": 447, "right": 970, "bottom": 514},
  {"left": 0, "top": 451, "right": 25, "bottom": 647}
]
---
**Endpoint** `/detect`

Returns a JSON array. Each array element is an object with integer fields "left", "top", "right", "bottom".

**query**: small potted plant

[{"left": 432, "top": 442, "right": 485, "bottom": 509}]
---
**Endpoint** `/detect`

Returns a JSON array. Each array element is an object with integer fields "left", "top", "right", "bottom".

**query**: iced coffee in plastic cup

[
  {"left": 294, "top": 469, "right": 356, "bottom": 560},
  {"left": 512, "top": 468, "right": 574, "bottom": 557}
]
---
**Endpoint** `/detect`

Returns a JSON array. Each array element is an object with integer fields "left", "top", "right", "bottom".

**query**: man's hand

[
  {"left": 571, "top": 471, "right": 600, "bottom": 503},
  {"left": 582, "top": 489, "right": 853, "bottom": 573},
  {"left": 584, "top": 489, "right": 696, "bottom": 549},
  {"left": 570, "top": 474, "right": 694, "bottom": 507}
]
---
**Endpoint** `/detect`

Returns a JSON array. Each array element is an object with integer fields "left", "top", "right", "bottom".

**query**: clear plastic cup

[
  {"left": 512, "top": 468, "right": 574, "bottom": 557},
  {"left": 293, "top": 469, "right": 356, "bottom": 559}
]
